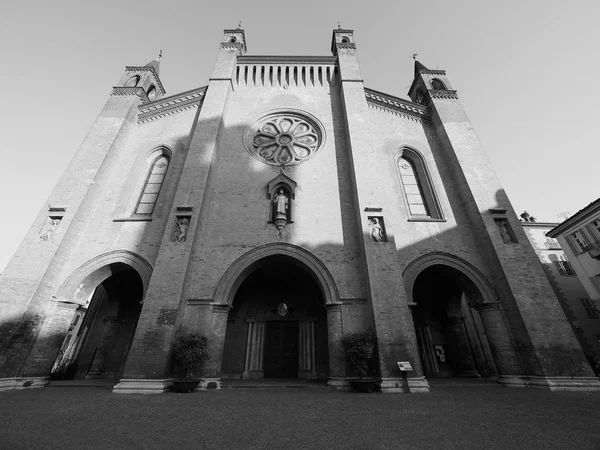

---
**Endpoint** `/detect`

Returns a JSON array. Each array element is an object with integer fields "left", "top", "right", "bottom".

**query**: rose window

[{"left": 245, "top": 111, "right": 324, "bottom": 166}]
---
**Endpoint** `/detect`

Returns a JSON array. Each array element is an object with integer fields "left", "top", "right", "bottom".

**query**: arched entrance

[
  {"left": 411, "top": 264, "right": 497, "bottom": 378},
  {"left": 51, "top": 260, "right": 147, "bottom": 380},
  {"left": 221, "top": 256, "right": 329, "bottom": 380}
]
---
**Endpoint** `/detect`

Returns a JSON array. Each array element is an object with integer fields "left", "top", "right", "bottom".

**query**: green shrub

[
  {"left": 341, "top": 330, "right": 375, "bottom": 378},
  {"left": 172, "top": 333, "right": 210, "bottom": 379}
]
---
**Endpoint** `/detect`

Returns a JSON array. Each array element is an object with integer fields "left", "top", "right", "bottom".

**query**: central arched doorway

[
  {"left": 51, "top": 263, "right": 144, "bottom": 380},
  {"left": 221, "top": 256, "right": 329, "bottom": 380},
  {"left": 411, "top": 264, "right": 497, "bottom": 379}
]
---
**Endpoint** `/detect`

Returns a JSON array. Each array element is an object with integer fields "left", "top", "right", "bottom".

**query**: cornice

[
  {"left": 420, "top": 69, "right": 447, "bottom": 75},
  {"left": 138, "top": 86, "right": 207, "bottom": 124},
  {"left": 125, "top": 66, "right": 166, "bottom": 95},
  {"left": 238, "top": 55, "right": 337, "bottom": 65},
  {"left": 520, "top": 222, "right": 559, "bottom": 229},
  {"left": 364, "top": 88, "right": 429, "bottom": 122},
  {"left": 111, "top": 86, "right": 150, "bottom": 104},
  {"left": 429, "top": 90, "right": 459, "bottom": 100},
  {"left": 220, "top": 42, "right": 244, "bottom": 53}
]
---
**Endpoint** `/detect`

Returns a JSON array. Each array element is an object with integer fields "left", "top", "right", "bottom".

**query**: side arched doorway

[
  {"left": 411, "top": 264, "right": 497, "bottom": 378},
  {"left": 51, "top": 263, "right": 145, "bottom": 380},
  {"left": 221, "top": 256, "right": 329, "bottom": 380}
]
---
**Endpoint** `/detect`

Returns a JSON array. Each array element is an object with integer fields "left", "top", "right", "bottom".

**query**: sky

[{"left": 1, "top": 0, "right": 599, "bottom": 272}]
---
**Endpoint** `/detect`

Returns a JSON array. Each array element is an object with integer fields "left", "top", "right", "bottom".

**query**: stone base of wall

[
  {"left": 112, "top": 379, "right": 172, "bottom": 394},
  {"left": 326, "top": 377, "right": 351, "bottom": 391},
  {"left": 0, "top": 377, "right": 50, "bottom": 392},
  {"left": 524, "top": 376, "right": 600, "bottom": 391},
  {"left": 497, "top": 375, "right": 528, "bottom": 387},
  {"left": 498, "top": 375, "right": 600, "bottom": 390},
  {"left": 379, "top": 376, "right": 430, "bottom": 393}
]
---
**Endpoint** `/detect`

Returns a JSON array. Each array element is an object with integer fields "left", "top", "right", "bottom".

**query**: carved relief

[
  {"left": 173, "top": 216, "right": 190, "bottom": 242},
  {"left": 39, "top": 217, "right": 62, "bottom": 241},
  {"left": 494, "top": 218, "right": 517, "bottom": 244},
  {"left": 368, "top": 217, "right": 387, "bottom": 242},
  {"left": 245, "top": 111, "right": 325, "bottom": 166}
]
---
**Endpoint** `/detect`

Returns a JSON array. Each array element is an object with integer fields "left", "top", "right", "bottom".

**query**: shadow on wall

[{"left": 0, "top": 105, "right": 596, "bottom": 384}]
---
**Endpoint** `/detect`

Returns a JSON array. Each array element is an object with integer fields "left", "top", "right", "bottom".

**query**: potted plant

[
  {"left": 341, "top": 329, "right": 377, "bottom": 393},
  {"left": 172, "top": 333, "right": 210, "bottom": 393}
]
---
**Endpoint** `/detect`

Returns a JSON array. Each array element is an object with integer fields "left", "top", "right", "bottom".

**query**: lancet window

[
  {"left": 397, "top": 149, "right": 443, "bottom": 220},
  {"left": 135, "top": 155, "right": 170, "bottom": 215}
]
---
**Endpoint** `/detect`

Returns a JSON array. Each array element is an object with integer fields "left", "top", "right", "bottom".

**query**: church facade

[{"left": 1, "top": 28, "right": 598, "bottom": 393}]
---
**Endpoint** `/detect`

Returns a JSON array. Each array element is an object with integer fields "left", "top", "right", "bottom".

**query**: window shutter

[
  {"left": 579, "top": 228, "right": 593, "bottom": 245},
  {"left": 564, "top": 235, "right": 579, "bottom": 254},
  {"left": 585, "top": 224, "right": 598, "bottom": 243}
]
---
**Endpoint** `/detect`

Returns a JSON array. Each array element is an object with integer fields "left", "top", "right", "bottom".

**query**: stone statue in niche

[
  {"left": 495, "top": 218, "right": 516, "bottom": 244},
  {"left": 369, "top": 217, "right": 387, "bottom": 242},
  {"left": 39, "top": 217, "right": 61, "bottom": 241},
  {"left": 273, "top": 189, "right": 289, "bottom": 220},
  {"left": 174, "top": 217, "right": 190, "bottom": 242}
]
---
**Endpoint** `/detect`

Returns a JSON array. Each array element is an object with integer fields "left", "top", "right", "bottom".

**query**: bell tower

[
  {"left": 115, "top": 55, "right": 166, "bottom": 102},
  {"left": 412, "top": 59, "right": 598, "bottom": 388}
]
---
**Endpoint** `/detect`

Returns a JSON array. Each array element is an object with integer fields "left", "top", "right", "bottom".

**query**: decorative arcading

[
  {"left": 336, "top": 43, "right": 357, "bottom": 50},
  {"left": 137, "top": 87, "right": 207, "bottom": 124},
  {"left": 235, "top": 63, "right": 338, "bottom": 87},
  {"left": 220, "top": 42, "right": 244, "bottom": 52},
  {"left": 420, "top": 69, "right": 447, "bottom": 75},
  {"left": 111, "top": 86, "right": 150, "bottom": 104},
  {"left": 125, "top": 66, "right": 166, "bottom": 95},
  {"left": 429, "top": 90, "right": 459, "bottom": 100},
  {"left": 364, "top": 88, "right": 430, "bottom": 122}
]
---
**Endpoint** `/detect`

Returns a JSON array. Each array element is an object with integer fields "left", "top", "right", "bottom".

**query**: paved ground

[{"left": 1, "top": 380, "right": 599, "bottom": 449}]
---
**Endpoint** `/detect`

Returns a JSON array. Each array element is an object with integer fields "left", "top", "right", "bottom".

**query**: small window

[
  {"left": 396, "top": 149, "right": 443, "bottom": 220},
  {"left": 431, "top": 78, "right": 446, "bottom": 90},
  {"left": 125, "top": 75, "right": 140, "bottom": 87},
  {"left": 580, "top": 298, "right": 599, "bottom": 319},
  {"left": 135, "top": 155, "right": 170, "bottom": 215},
  {"left": 341, "top": 37, "right": 349, "bottom": 43},
  {"left": 147, "top": 85, "right": 156, "bottom": 101},
  {"left": 592, "top": 219, "right": 600, "bottom": 238},
  {"left": 571, "top": 231, "right": 588, "bottom": 252},
  {"left": 229, "top": 37, "right": 237, "bottom": 43},
  {"left": 554, "top": 260, "right": 576, "bottom": 276},
  {"left": 545, "top": 238, "right": 561, "bottom": 250}
]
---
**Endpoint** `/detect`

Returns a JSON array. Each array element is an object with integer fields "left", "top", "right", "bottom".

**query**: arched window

[
  {"left": 397, "top": 149, "right": 443, "bottom": 220},
  {"left": 147, "top": 85, "right": 156, "bottom": 101},
  {"left": 135, "top": 154, "right": 169, "bottom": 215},
  {"left": 415, "top": 87, "right": 426, "bottom": 105},
  {"left": 125, "top": 75, "right": 140, "bottom": 87},
  {"left": 431, "top": 79, "right": 446, "bottom": 90}
]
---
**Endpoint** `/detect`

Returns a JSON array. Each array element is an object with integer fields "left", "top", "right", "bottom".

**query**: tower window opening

[
  {"left": 147, "top": 85, "right": 156, "bottom": 101},
  {"left": 230, "top": 37, "right": 237, "bottom": 43},
  {"left": 431, "top": 79, "right": 446, "bottom": 90},
  {"left": 125, "top": 75, "right": 140, "bottom": 87},
  {"left": 341, "top": 37, "right": 349, "bottom": 43}
]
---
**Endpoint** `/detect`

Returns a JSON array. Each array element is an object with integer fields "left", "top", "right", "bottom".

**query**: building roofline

[
  {"left": 237, "top": 55, "right": 337, "bottom": 65},
  {"left": 547, "top": 198, "right": 600, "bottom": 237},
  {"left": 520, "top": 221, "right": 560, "bottom": 228}
]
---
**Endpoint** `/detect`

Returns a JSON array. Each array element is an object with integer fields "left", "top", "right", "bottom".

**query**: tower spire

[{"left": 144, "top": 52, "right": 161, "bottom": 76}]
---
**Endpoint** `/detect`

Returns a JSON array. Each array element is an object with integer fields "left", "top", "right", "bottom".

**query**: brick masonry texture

[{"left": 0, "top": 29, "right": 596, "bottom": 390}]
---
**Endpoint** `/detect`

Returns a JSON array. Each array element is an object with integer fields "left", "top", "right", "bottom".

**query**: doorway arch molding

[
  {"left": 403, "top": 252, "right": 498, "bottom": 305},
  {"left": 54, "top": 250, "right": 153, "bottom": 304},
  {"left": 213, "top": 243, "right": 340, "bottom": 306}
]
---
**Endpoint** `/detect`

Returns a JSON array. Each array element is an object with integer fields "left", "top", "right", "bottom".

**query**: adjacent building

[
  {"left": 0, "top": 28, "right": 598, "bottom": 394},
  {"left": 547, "top": 201, "right": 600, "bottom": 372},
  {"left": 521, "top": 217, "right": 600, "bottom": 373}
]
